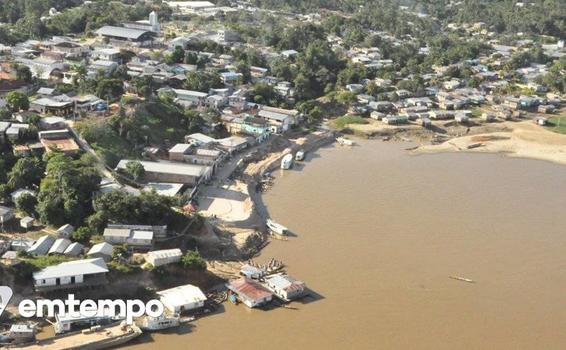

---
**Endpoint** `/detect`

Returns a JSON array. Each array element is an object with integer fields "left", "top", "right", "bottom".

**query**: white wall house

[
  {"left": 33, "top": 258, "right": 109, "bottom": 291},
  {"left": 146, "top": 248, "right": 182, "bottom": 267},
  {"left": 157, "top": 284, "right": 207, "bottom": 313}
]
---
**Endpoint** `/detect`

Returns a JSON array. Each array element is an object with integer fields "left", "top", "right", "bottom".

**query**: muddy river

[{"left": 126, "top": 140, "right": 566, "bottom": 349}]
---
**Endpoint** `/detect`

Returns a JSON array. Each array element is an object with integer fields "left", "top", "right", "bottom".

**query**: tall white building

[{"left": 149, "top": 11, "right": 160, "bottom": 33}]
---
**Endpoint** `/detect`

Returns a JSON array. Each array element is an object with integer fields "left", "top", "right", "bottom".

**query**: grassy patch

[
  {"left": 76, "top": 101, "right": 189, "bottom": 168},
  {"left": 332, "top": 115, "right": 369, "bottom": 129},
  {"left": 547, "top": 115, "right": 566, "bottom": 135},
  {"left": 25, "top": 255, "right": 73, "bottom": 269}
]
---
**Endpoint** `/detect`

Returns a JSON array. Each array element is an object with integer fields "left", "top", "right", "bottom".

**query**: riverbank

[
  {"left": 413, "top": 120, "right": 566, "bottom": 166},
  {"left": 196, "top": 130, "right": 336, "bottom": 276}
]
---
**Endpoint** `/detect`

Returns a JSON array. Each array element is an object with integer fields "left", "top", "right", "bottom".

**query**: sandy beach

[{"left": 414, "top": 121, "right": 566, "bottom": 165}]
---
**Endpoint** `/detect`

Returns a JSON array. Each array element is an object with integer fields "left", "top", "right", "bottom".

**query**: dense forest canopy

[{"left": 249, "top": 0, "right": 565, "bottom": 38}]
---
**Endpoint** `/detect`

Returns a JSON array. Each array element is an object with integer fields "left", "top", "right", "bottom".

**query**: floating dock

[{"left": 3, "top": 323, "right": 142, "bottom": 350}]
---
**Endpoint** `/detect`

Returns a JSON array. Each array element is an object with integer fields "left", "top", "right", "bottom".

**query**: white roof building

[
  {"left": 87, "top": 242, "right": 114, "bottom": 260},
  {"left": 33, "top": 258, "right": 109, "bottom": 291},
  {"left": 157, "top": 284, "right": 207, "bottom": 313},
  {"left": 48, "top": 238, "right": 71, "bottom": 255},
  {"left": 64, "top": 242, "right": 84, "bottom": 257},
  {"left": 146, "top": 248, "right": 182, "bottom": 267},
  {"left": 27, "top": 235, "right": 56, "bottom": 256}
]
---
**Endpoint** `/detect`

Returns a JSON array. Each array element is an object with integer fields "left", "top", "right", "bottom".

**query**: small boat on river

[
  {"left": 280, "top": 154, "right": 293, "bottom": 170},
  {"left": 266, "top": 219, "right": 288, "bottom": 235},
  {"left": 336, "top": 137, "right": 354, "bottom": 146}
]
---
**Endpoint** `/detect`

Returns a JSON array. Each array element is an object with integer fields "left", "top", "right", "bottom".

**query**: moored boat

[
  {"left": 295, "top": 150, "right": 305, "bottom": 161},
  {"left": 136, "top": 314, "right": 180, "bottom": 332},
  {"left": 4, "top": 322, "right": 142, "bottom": 350},
  {"left": 336, "top": 137, "right": 354, "bottom": 146},
  {"left": 280, "top": 154, "right": 293, "bottom": 170},
  {"left": 266, "top": 219, "right": 288, "bottom": 235}
]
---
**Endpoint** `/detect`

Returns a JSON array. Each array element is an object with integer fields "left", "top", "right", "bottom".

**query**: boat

[
  {"left": 266, "top": 219, "right": 288, "bottom": 235},
  {"left": 295, "top": 150, "right": 305, "bottom": 161},
  {"left": 5, "top": 322, "right": 142, "bottom": 350},
  {"left": 336, "top": 137, "right": 354, "bottom": 146},
  {"left": 449, "top": 276, "right": 475, "bottom": 283},
  {"left": 280, "top": 154, "right": 293, "bottom": 170},
  {"left": 135, "top": 314, "right": 180, "bottom": 332}
]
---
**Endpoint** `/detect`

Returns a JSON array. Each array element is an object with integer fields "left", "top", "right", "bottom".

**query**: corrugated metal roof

[
  {"left": 96, "top": 26, "right": 151, "bottom": 40},
  {"left": 64, "top": 242, "right": 84, "bottom": 256},
  {"left": 27, "top": 235, "right": 56, "bottom": 256},
  {"left": 48, "top": 238, "right": 71, "bottom": 254},
  {"left": 147, "top": 248, "right": 182, "bottom": 260},
  {"left": 33, "top": 258, "right": 108, "bottom": 280},
  {"left": 88, "top": 242, "right": 114, "bottom": 256},
  {"left": 228, "top": 278, "right": 273, "bottom": 300},
  {"left": 157, "top": 284, "right": 207, "bottom": 306}
]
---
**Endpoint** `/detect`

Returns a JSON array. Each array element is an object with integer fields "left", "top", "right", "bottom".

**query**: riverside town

[{"left": 0, "top": 1, "right": 565, "bottom": 349}]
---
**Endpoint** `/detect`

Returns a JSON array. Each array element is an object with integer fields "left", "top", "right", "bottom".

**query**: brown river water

[{"left": 126, "top": 140, "right": 566, "bottom": 349}]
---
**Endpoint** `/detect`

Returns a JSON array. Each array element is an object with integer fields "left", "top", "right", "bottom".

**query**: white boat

[
  {"left": 136, "top": 314, "right": 180, "bottom": 331},
  {"left": 336, "top": 137, "right": 354, "bottom": 146},
  {"left": 280, "top": 154, "right": 294, "bottom": 170},
  {"left": 266, "top": 219, "right": 288, "bottom": 235},
  {"left": 295, "top": 150, "right": 305, "bottom": 161}
]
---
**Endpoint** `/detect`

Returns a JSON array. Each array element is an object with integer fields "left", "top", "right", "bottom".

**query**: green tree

[
  {"left": 96, "top": 79, "right": 124, "bottom": 100},
  {"left": 181, "top": 250, "right": 206, "bottom": 270},
  {"left": 125, "top": 161, "right": 145, "bottom": 182},
  {"left": 6, "top": 91, "right": 29, "bottom": 112},
  {"left": 167, "top": 46, "right": 185, "bottom": 64},
  {"left": 15, "top": 192, "right": 37, "bottom": 216},
  {"left": 8, "top": 157, "right": 43, "bottom": 189},
  {"left": 71, "top": 226, "right": 94, "bottom": 244},
  {"left": 184, "top": 71, "right": 222, "bottom": 92}
]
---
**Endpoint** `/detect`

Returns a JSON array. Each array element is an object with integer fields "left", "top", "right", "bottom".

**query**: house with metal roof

[
  {"left": 87, "top": 242, "right": 114, "bottom": 261},
  {"left": 227, "top": 278, "right": 273, "bottom": 308},
  {"left": 146, "top": 248, "right": 182, "bottom": 267},
  {"left": 63, "top": 242, "right": 84, "bottom": 257},
  {"left": 95, "top": 26, "right": 154, "bottom": 47},
  {"left": 0, "top": 206, "right": 15, "bottom": 224},
  {"left": 48, "top": 238, "right": 71, "bottom": 255},
  {"left": 157, "top": 284, "right": 207, "bottom": 313},
  {"left": 264, "top": 273, "right": 307, "bottom": 301},
  {"left": 20, "top": 216, "right": 34, "bottom": 230},
  {"left": 56, "top": 224, "right": 75, "bottom": 238},
  {"left": 33, "top": 258, "right": 109, "bottom": 291},
  {"left": 27, "top": 235, "right": 56, "bottom": 256},
  {"left": 257, "top": 110, "right": 292, "bottom": 133},
  {"left": 102, "top": 227, "right": 154, "bottom": 250},
  {"left": 116, "top": 160, "right": 212, "bottom": 186}
]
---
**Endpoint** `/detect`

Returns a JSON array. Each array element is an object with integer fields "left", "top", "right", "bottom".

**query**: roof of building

[
  {"left": 116, "top": 160, "right": 211, "bottom": 178},
  {"left": 265, "top": 273, "right": 305, "bottom": 292},
  {"left": 103, "top": 228, "right": 131, "bottom": 238},
  {"left": 173, "top": 89, "right": 208, "bottom": 98},
  {"left": 132, "top": 230, "right": 153, "bottom": 240},
  {"left": 48, "top": 238, "right": 71, "bottom": 254},
  {"left": 32, "top": 97, "right": 73, "bottom": 108},
  {"left": 164, "top": 1, "right": 215, "bottom": 9},
  {"left": 87, "top": 242, "right": 114, "bottom": 256},
  {"left": 257, "top": 110, "right": 290, "bottom": 122},
  {"left": 40, "top": 138, "right": 79, "bottom": 153},
  {"left": 169, "top": 143, "right": 192, "bottom": 153},
  {"left": 143, "top": 182, "right": 185, "bottom": 197},
  {"left": 147, "top": 248, "right": 182, "bottom": 260},
  {"left": 96, "top": 26, "right": 151, "bottom": 40},
  {"left": 33, "top": 258, "right": 108, "bottom": 280},
  {"left": 64, "top": 242, "right": 84, "bottom": 256},
  {"left": 157, "top": 284, "right": 207, "bottom": 306},
  {"left": 57, "top": 224, "right": 75, "bottom": 234},
  {"left": 27, "top": 235, "right": 56, "bottom": 256},
  {"left": 228, "top": 278, "right": 273, "bottom": 300}
]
